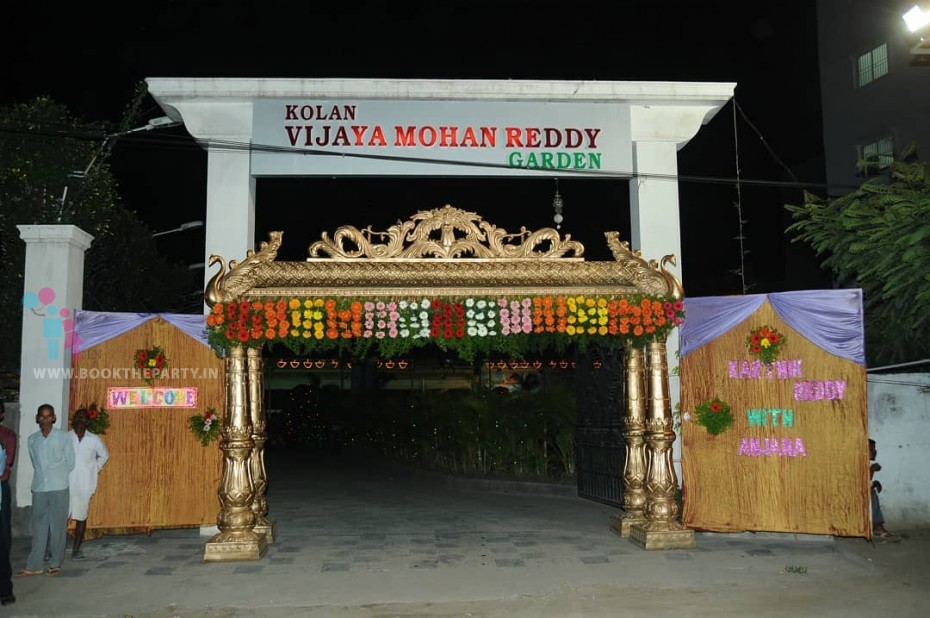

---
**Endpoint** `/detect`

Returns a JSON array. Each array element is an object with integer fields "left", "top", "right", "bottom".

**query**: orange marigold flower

[
  {"left": 325, "top": 299, "right": 336, "bottom": 311},
  {"left": 326, "top": 329, "right": 339, "bottom": 339},
  {"left": 289, "top": 299, "right": 301, "bottom": 310},
  {"left": 211, "top": 304, "right": 223, "bottom": 315},
  {"left": 264, "top": 328, "right": 276, "bottom": 339},
  {"left": 206, "top": 315, "right": 216, "bottom": 326},
  {"left": 633, "top": 325, "right": 644, "bottom": 336}
]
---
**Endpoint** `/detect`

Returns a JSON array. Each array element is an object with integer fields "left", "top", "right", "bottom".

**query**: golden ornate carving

[
  {"left": 205, "top": 232, "right": 283, "bottom": 305},
  {"left": 204, "top": 207, "right": 680, "bottom": 304},
  {"left": 208, "top": 207, "right": 686, "bottom": 553},
  {"left": 247, "top": 347, "right": 275, "bottom": 544},
  {"left": 617, "top": 344, "right": 648, "bottom": 535},
  {"left": 309, "top": 205, "right": 584, "bottom": 260},
  {"left": 205, "top": 346, "right": 265, "bottom": 562},
  {"left": 629, "top": 339, "right": 694, "bottom": 550}
]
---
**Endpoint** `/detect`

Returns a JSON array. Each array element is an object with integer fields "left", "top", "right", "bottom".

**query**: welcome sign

[
  {"left": 107, "top": 386, "right": 198, "bottom": 409},
  {"left": 251, "top": 100, "right": 632, "bottom": 177}
]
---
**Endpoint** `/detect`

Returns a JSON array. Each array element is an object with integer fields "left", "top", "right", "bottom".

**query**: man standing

[
  {"left": 17, "top": 404, "right": 74, "bottom": 577},
  {"left": 67, "top": 408, "right": 108, "bottom": 560},
  {"left": 0, "top": 401, "right": 16, "bottom": 603}
]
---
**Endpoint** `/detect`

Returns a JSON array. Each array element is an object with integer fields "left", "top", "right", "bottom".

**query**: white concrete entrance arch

[{"left": 145, "top": 78, "right": 735, "bottom": 298}]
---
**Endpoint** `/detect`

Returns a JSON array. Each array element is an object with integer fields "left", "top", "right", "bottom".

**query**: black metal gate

[{"left": 574, "top": 346, "right": 626, "bottom": 507}]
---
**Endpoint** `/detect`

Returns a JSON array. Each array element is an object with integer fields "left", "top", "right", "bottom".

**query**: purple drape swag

[
  {"left": 73, "top": 310, "right": 210, "bottom": 354},
  {"left": 679, "top": 289, "right": 865, "bottom": 366}
]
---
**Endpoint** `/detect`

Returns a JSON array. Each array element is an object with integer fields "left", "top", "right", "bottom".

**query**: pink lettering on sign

[
  {"left": 728, "top": 359, "right": 803, "bottom": 379},
  {"left": 793, "top": 380, "right": 846, "bottom": 401},
  {"left": 737, "top": 437, "right": 808, "bottom": 457},
  {"left": 107, "top": 387, "right": 199, "bottom": 409}
]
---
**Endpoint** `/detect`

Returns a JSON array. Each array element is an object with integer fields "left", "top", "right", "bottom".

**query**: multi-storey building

[{"left": 817, "top": 0, "right": 930, "bottom": 196}]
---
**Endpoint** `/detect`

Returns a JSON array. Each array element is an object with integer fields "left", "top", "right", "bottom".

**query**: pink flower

[{"left": 364, "top": 301, "right": 375, "bottom": 311}]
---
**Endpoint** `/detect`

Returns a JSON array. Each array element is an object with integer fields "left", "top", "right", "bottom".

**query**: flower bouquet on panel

[
  {"left": 134, "top": 345, "right": 168, "bottom": 385},
  {"left": 188, "top": 407, "right": 222, "bottom": 446},
  {"left": 746, "top": 325, "right": 785, "bottom": 364},
  {"left": 75, "top": 403, "right": 109, "bottom": 436},
  {"left": 691, "top": 397, "right": 734, "bottom": 436}
]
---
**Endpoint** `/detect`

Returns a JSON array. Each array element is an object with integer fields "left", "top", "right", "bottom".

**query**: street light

[
  {"left": 904, "top": 4, "right": 930, "bottom": 65},
  {"left": 152, "top": 220, "right": 204, "bottom": 237},
  {"left": 903, "top": 5, "right": 930, "bottom": 32}
]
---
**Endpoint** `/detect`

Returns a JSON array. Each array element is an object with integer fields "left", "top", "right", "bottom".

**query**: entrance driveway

[{"left": 9, "top": 449, "right": 929, "bottom": 617}]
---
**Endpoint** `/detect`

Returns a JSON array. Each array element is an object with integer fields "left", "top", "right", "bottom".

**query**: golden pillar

[
  {"left": 204, "top": 345, "right": 268, "bottom": 562},
  {"left": 247, "top": 347, "right": 276, "bottom": 544},
  {"left": 610, "top": 343, "right": 648, "bottom": 537},
  {"left": 630, "top": 338, "right": 695, "bottom": 550}
]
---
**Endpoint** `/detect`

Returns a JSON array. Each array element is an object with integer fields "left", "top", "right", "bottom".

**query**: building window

[
  {"left": 857, "top": 136, "right": 894, "bottom": 173},
  {"left": 856, "top": 43, "right": 888, "bottom": 87}
]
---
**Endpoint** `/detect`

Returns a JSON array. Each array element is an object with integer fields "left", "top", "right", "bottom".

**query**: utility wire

[
  {"left": 732, "top": 99, "right": 749, "bottom": 294},
  {"left": 0, "top": 123, "right": 858, "bottom": 193}
]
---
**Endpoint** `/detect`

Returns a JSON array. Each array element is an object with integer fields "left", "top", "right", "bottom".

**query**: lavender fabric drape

[
  {"left": 679, "top": 289, "right": 865, "bottom": 366},
  {"left": 74, "top": 310, "right": 210, "bottom": 353}
]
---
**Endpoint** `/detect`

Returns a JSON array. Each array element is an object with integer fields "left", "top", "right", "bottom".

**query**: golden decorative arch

[{"left": 202, "top": 206, "right": 693, "bottom": 562}]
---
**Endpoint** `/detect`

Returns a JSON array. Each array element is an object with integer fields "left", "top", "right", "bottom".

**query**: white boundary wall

[{"left": 867, "top": 372, "right": 930, "bottom": 527}]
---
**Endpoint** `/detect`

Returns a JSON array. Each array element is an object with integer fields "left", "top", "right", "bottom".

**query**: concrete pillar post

[{"left": 15, "top": 224, "right": 93, "bottom": 506}]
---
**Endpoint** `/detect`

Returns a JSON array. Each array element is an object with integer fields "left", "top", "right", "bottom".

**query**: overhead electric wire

[{"left": 0, "top": 123, "right": 857, "bottom": 193}]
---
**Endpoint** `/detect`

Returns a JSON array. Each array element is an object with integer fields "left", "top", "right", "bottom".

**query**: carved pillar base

[
  {"left": 254, "top": 519, "right": 277, "bottom": 544},
  {"left": 609, "top": 512, "right": 647, "bottom": 538},
  {"left": 629, "top": 521, "right": 696, "bottom": 550},
  {"left": 203, "top": 530, "right": 268, "bottom": 562}
]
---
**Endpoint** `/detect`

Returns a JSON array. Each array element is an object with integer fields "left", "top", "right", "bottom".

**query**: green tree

[
  {"left": 0, "top": 95, "right": 196, "bottom": 373},
  {"left": 785, "top": 147, "right": 930, "bottom": 366}
]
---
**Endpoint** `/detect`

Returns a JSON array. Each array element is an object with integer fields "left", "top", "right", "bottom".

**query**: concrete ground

[{"left": 7, "top": 449, "right": 929, "bottom": 617}]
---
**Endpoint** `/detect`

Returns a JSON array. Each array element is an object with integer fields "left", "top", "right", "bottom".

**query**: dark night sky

[{"left": 2, "top": 1, "right": 832, "bottom": 297}]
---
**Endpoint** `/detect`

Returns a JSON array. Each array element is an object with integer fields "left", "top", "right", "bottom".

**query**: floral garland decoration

[
  {"left": 690, "top": 397, "right": 734, "bottom": 436},
  {"left": 746, "top": 325, "right": 785, "bottom": 364},
  {"left": 206, "top": 295, "right": 686, "bottom": 361},
  {"left": 75, "top": 403, "right": 109, "bottom": 436},
  {"left": 134, "top": 345, "right": 168, "bottom": 385},
  {"left": 188, "top": 408, "right": 221, "bottom": 446}
]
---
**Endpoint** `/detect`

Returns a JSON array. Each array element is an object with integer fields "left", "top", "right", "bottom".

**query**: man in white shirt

[{"left": 68, "top": 408, "right": 109, "bottom": 561}]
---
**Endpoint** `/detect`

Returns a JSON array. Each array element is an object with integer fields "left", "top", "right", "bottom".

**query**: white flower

[
  {"left": 400, "top": 328, "right": 410, "bottom": 338},
  {"left": 420, "top": 299, "right": 430, "bottom": 309},
  {"left": 476, "top": 299, "right": 487, "bottom": 309},
  {"left": 467, "top": 326, "right": 477, "bottom": 336},
  {"left": 477, "top": 325, "right": 487, "bottom": 336},
  {"left": 419, "top": 311, "right": 429, "bottom": 320},
  {"left": 399, "top": 300, "right": 408, "bottom": 310},
  {"left": 465, "top": 298, "right": 475, "bottom": 307}
]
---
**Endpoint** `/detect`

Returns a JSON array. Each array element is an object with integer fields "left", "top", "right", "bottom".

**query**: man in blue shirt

[{"left": 17, "top": 404, "right": 74, "bottom": 577}]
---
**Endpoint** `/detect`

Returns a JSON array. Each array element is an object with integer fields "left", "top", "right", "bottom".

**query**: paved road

[{"left": 8, "top": 449, "right": 929, "bottom": 617}]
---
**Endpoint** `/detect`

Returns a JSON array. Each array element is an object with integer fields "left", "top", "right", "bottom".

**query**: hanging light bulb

[{"left": 552, "top": 178, "right": 564, "bottom": 229}]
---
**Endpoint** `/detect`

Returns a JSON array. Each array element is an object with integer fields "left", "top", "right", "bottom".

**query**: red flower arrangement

[
  {"left": 746, "top": 325, "right": 786, "bottom": 364},
  {"left": 135, "top": 345, "right": 168, "bottom": 385},
  {"left": 205, "top": 294, "right": 686, "bottom": 361}
]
